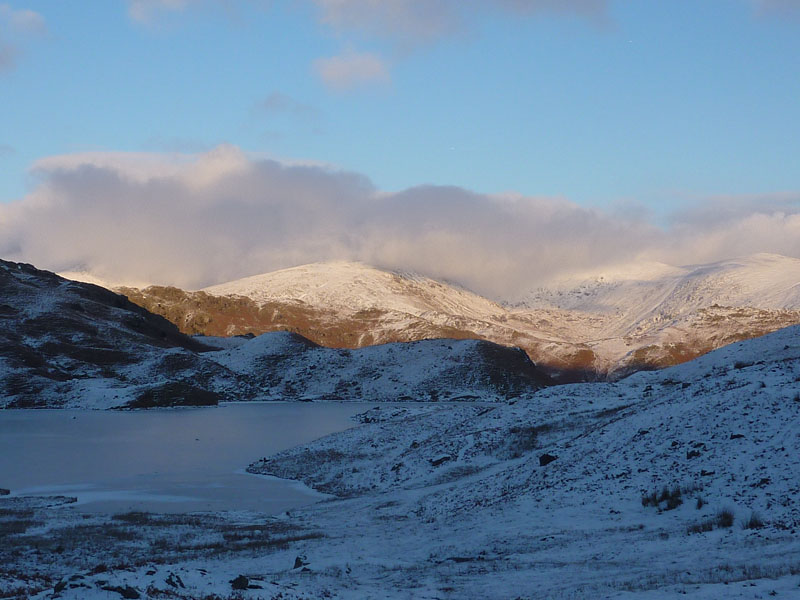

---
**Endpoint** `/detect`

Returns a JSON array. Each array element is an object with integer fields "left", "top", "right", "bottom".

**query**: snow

[
  {"left": 523, "top": 253, "right": 800, "bottom": 315},
  {"left": 202, "top": 260, "right": 506, "bottom": 320},
  {"left": 5, "top": 324, "right": 800, "bottom": 598}
]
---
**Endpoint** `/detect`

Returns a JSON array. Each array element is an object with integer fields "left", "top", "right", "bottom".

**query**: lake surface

[{"left": 0, "top": 402, "right": 371, "bottom": 514}]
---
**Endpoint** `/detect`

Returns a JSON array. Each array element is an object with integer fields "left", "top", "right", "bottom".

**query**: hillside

[
  {"left": 0, "top": 259, "right": 241, "bottom": 409},
  {"left": 208, "top": 332, "right": 549, "bottom": 402},
  {"left": 115, "top": 255, "right": 800, "bottom": 379},
  {"left": 0, "top": 260, "right": 548, "bottom": 408},
  {"left": 241, "top": 322, "right": 800, "bottom": 597},
  {"left": 7, "top": 317, "right": 800, "bottom": 598}
]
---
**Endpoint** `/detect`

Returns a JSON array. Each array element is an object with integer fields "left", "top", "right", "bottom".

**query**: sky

[{"left": 1, "top": 0, "right": 800, "bottom": 298}]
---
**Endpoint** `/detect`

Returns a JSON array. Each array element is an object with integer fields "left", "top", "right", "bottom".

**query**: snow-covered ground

[{"left": 4, "top": 324, "right": 800, "bottom": 598}]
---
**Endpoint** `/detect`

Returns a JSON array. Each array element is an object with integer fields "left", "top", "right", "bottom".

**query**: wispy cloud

[
  {"left": 312, "top": 0, "right": 609, "bottom": 41},
  {"left": 313, "top": 49, "right": 390, "bottom": 90},
  {"left": 753, "top": 0, "right": 800, "bottom": 18},
  {"left": 257, "top": 92, "right": 322, "bottom": 120},
  {"left": 0, "top": 41, "right": 15, "bottom": 72},
  {"left": 127, "top": 0, "right": 195, "bottom": 24},
  {"left": 0, "top": 143, "right": 14, "bottom": 157},
  {"left": 0, "top": 3, "right": 45, "bottom": 73},
  {"left": 3, "top": 146, "right": 800, "bottom": 299},
  {"left": 0, "top": 3, "right": 46, "bottom": 34}
]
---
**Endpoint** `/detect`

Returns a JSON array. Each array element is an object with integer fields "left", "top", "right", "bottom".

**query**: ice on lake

[{"left": 0, "top": 402, "right": 368, "bottom": 513}]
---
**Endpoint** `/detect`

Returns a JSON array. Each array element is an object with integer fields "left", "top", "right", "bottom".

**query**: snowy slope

[
  {"left": 240, "top": 323, "right": 800, "bottom": 598},
  {"left": 0, "top": 260, "right": 248, "bottom": 409},
  {"left": 202, "top": 260, "right": 506, "bottom": 321},
  {"left": 9, "top": 318, "right": 800, "bottom": 599},
  {"left": 523, "top": 253, "right": 800, "bottom": 318},
  {"left": 208, "top": 332, "right": 549, "bottom": 402}
]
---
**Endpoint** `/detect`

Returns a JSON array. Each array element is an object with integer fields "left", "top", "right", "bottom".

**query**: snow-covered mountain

[
  {"left": 0, "top": 260, "right": 548, "bottom": 408},
  {"left": 203, "top": 261, "right": 505, "bottom": 321},
  {"left": 120, "top": 254, "right": 800, "bottom": 379},
  {"left": 0, "top": 260, "right": 242, "bottom": 409},
  {"left": 522, "top": 252, "right": 800, "bottom": 324}
]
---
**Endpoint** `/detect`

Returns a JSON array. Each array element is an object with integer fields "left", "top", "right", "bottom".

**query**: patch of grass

[
  {"left": 0, "top": 518, "right": 39, "bottom": 537},
  {"left": 688, "top": 509, "right": 735, "bottom": 534},
  {"left": 112, "top": 512, "right": 152, "bottom": 525},
  {"left": 741, "top": 511, "right": 764, "bottom": 530},
  {"left": 504, "top": 423, "right": 554, "bottom": 458},
  {"left": 642, "top": 486, "right": 683, "bottom": 511}
]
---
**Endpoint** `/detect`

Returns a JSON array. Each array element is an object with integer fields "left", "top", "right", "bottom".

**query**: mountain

[
  {"left": 1, "top": 260, "right": 548, "bottom": 408},
  {"left": 5, "top": 266, "right": 800, "bottom": 598},
  {"left": 0, "top": 260, "right": 242, "bottom": 409},
  {"left": 117, "top": 255, "right": 800, "bottom": 380}
]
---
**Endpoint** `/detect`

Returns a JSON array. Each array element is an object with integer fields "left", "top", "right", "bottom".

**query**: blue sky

[
  {"left": 2, "top": 0, "right": 799, "bottom": 207},
  {"left": 1, "top": 1, "right": 800, "bottom": 294}
]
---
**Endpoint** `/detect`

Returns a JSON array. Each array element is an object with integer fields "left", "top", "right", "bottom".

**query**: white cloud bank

[{"left": 2, "top": 145, "right": 799, "bottom": 300}]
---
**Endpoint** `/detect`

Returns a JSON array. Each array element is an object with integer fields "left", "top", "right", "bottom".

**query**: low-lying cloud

[{"left": 2, "top": 145, "right": 799, "bottom": 300}]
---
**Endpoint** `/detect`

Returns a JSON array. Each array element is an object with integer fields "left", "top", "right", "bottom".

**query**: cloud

[
  {"left": 257, "top": 92, "right": 321, "bottom": 121},
  {"left": 127, "top": 0, "right": 195, "bottom": 23},
  {"left": 0, "top": 40, "right": 14, "bottom": 71},
  {"left": 125, "top": 0, "right": 610, "bottom": 37},
  {"left": 753, "top": 0, "right": 800, "bottom": 17},
  {"left": 0, "top": 3, "right": 46, "bottom": 34},
  {"left": 314, "top": 49, "right": 390, "bottom": 90},
  {"left": 0, "top": 4, "right": 45, "bottom": 73},
  {"left": 0, "top": 143, "right": 14, "bottom": 157},
  {"left": 4, "top": 146, "right": 800, "bottom": 300},
  {"left": 311, "top": 0, "right": 609, "bottom": 41},
  {"left": 313, "top": 0, "right": 460, "bottom": 41}
]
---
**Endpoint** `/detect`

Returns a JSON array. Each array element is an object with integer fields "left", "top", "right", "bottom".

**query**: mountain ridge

[{"left": 112, "top": 254, "right": 800, "bottom": 379}]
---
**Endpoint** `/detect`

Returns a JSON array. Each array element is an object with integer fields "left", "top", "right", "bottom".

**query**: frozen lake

[{"left": 0, "top": 402, "right": 370, "bottom": 514}]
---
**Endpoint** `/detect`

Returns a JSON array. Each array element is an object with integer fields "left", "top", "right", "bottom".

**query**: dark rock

[
  {"left": 0, "top": 488, "right": 9, "bottom": 495},
  {"left": 429, "top": 455, "right": 452, "bottom": 467},
  {"left": 230, "top": 575, "right": 249, "bottom": 590},
  {"left": 101, "top": 585, "right": 141, "bottom": 599},
  {"left": 165, "top": 572, "right": 185, "bottom": 589},
  {"left": 686, "top": 450, "right": 702, "bottom": 459},
  {"left": 293, "top": 555, "right": 308, "bottom": 569},
  {"left": 122, "top": 382, "right": 221, "bottom": 409},
  {"left": 700, "top": 470, "right": 716, "bottom": 477},
  {"left": 539, "top": 453, "right": 558, "bottom": 467},
  {"left": 730, "top": 433, "right": 745, "bottom": 440}
]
